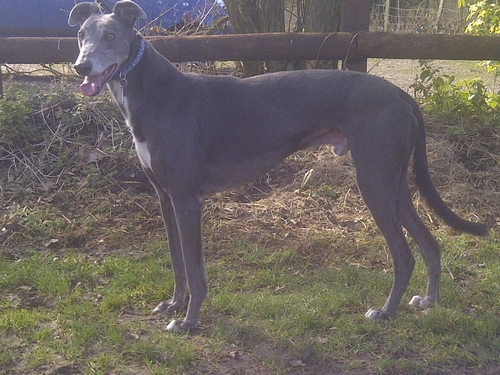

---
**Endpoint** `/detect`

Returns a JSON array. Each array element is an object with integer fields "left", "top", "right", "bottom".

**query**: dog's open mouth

[{"left": 79, "top": 64, "right": 118, "bottom": 97}]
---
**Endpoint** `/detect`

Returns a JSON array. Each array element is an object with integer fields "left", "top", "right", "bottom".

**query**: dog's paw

[
  {"left": 365, "top": 308, "right": 391, "bottom": 320},
  {"left": 409, "top": 295, "right": 434, "bottom": 309},
  {"left": 166, "top": 319, "right": 193, "bottom": 333},
  {"left": 152, "top": 300, "right": 183, "bottom": 316}
]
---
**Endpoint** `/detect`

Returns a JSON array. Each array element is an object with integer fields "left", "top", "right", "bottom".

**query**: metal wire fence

[{"left": 370, "top": 3, "right": 470, "bottom": 34}]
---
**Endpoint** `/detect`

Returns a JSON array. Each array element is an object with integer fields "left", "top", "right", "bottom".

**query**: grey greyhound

[{"left": 68, "top": 0, "right": 488, "bottom": 333}]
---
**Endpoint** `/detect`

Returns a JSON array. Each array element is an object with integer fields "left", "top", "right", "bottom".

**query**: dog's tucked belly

[
  {"left": 299, "top": 127, "right": 349, "bottom": 156},
  {"left": 200, "top": 127, "right": 349, "bottom": 193},
  {"left": 201, "top": 157, "right": 284, "bottom": 193}
]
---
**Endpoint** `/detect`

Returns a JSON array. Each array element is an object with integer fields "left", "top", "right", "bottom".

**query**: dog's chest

[
  {"left": 122, "top": 98, "right": 152, "bottom": 172},
  {"left": 135, "top": 139, "right": 152, "bottom": 171}
]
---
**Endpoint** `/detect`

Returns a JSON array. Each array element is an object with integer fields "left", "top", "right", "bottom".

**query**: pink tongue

[{"left": 80, "top": 75, "right": 103, "bottom": 96}]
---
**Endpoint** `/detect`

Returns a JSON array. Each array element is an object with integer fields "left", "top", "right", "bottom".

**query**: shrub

[
  {"left": 466, "top": 0, "right": 500, "bottom": 36},
  {"left": 465, "top": 1, "right": 500, "bottom": 79},
  {"left": 0, "top": 94, "right": 38, "bottom": 148},
  {"left": 411, "top": 60, "right": 500, "bottom": 122}
]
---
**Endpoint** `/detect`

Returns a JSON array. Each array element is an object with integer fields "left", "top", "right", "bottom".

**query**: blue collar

[
  {"left": 113, "top": 39, "right": 146, "bottom": 80},
  {"left": 114, "top": 39, "right": 146, "bottom": 104}
]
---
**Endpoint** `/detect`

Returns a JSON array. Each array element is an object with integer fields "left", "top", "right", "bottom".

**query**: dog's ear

[
  {"left": 112, "top": 0, "right": 147, "bottom": 28},
  {"left": 68, "top": 2, "right": 102, "bottom": 26}
]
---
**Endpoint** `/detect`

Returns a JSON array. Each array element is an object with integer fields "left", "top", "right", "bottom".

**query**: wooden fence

[
  {"left": 2, "top": 32, "right": 499, "bottom": 65},
  {"left": 0, "top": 0, "right": 500, "bottom": 96}
]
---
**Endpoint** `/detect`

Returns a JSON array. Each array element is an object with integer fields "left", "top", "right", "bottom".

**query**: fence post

[{"left": 341, "top": 0, "right": 371, "bottom": 72}]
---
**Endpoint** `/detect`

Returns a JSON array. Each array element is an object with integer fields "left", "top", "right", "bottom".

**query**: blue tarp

[{"left": 0, "top": 0, "right": 226, "bottom": 37}]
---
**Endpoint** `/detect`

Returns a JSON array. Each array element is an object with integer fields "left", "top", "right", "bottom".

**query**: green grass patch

[
  {"left": 0, "top": 250, "right": 193, "bottom": 374},
  {"left": 1, "top": 231, "right": 498, "bottom": 374}
]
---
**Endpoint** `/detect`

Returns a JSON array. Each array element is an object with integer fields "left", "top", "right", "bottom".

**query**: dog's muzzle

[{"left": 74, "top": 61, "right": 118, "bottom": 97}]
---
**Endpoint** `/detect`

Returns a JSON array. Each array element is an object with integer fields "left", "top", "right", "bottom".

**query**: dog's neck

[
  {"left": 112, "top": 34, "right": 146, "bottom": 104},
  {"left": 114, "top": 34, "right": 146, "bottom": 80}
]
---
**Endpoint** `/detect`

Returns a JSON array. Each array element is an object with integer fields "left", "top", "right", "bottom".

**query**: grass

[
  {"left": 1, "top": 230, "right": 498, "bottom": 374},
  {"left": 1, "top": 60, "right": 499, "bottom": 374},
  {"left": 0, "top": 250, "right": 193, "bottom": 374}
]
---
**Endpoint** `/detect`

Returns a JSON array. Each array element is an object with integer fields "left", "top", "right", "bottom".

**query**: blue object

[{"left": 0, "top": 0, "right": 227, "bottom": 37}]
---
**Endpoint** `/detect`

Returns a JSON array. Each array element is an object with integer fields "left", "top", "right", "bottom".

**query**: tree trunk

[
  {"left": 224, "top": 0, "right": 344, "bottom": 73},
  {"left": 296, "top": 0, "right": 344, "bottom": 69},
  {"left": 224, "top": 0, "right": 286, "bottom": 75},
  {"left": 260, "top": 0, "right": 287, "bottom": 73}
]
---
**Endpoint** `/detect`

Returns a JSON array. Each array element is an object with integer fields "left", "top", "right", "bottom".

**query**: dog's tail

[{"left": 407, "top": 93, "right": 489, "bottom": 236}]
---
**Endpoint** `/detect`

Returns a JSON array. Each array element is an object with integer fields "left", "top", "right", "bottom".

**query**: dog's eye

[
  {"left": 106, "top": 33, "right": 115, "bottom": 41},
  {"left": 78, "top": 31, "right": 85, "bottom": 40}
]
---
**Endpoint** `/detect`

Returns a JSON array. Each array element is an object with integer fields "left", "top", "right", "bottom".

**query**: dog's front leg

[
  {"left": 165, "top": 193, "right": 207, "bottom": 333},
  {"left": 152, "top": 189, "right": 188, "bottom": 316}
]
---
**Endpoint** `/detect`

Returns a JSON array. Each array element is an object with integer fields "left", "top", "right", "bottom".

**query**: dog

[{"left": 68, "top": 0, "right": 488, "bottom": 332}]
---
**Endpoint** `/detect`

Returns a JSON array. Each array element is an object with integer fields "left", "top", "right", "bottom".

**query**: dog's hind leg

[
  {"left": 152, "top": 189, "right": 188, "bottom": 316},
  {"left": 399, "top": 184, "right": 441, "bottom": 309},
  {"left": 354, "top": 165, "right": 416, "bottom": 320}
]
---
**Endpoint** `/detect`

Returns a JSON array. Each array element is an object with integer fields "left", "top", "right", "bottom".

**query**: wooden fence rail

[
  {"left": 1, "top": 31, "right": 500, "bottom": 97},
  {"left": 1, "top": 32, "right": 500, "bottom": 65}
]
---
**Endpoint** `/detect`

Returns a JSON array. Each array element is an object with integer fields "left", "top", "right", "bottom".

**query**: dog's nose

[{"left": 74, "top": 62, "right": 92, "bottom": 76}]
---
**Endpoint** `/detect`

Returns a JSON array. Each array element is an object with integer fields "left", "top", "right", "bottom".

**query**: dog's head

[{"left": 68, "top": 1, "right": 146, "bottom": 96}]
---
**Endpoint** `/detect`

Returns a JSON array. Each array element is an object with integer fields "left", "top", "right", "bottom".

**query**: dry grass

[
  {"left": 1, "top": 95, "right": 498, "bottom": 256},
  {"left": 201, "top": 129, "right": 498, "bottom": 250}
]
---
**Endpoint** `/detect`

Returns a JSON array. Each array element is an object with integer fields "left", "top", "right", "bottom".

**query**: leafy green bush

[
  {"left": 0, "top": 93, "right": 38, "bottom": 148},
  {"left": 466, "top": 0, "right": 500, "bottom": 36},
  {"left": 466, "top": 1, "right": 500, "bottom": 78},
  {"left": 0, "top": 84, "right": 136, "bottom": 199},
  {"left": 411, "top": 60, "right": 500, "bottom": 122}
]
